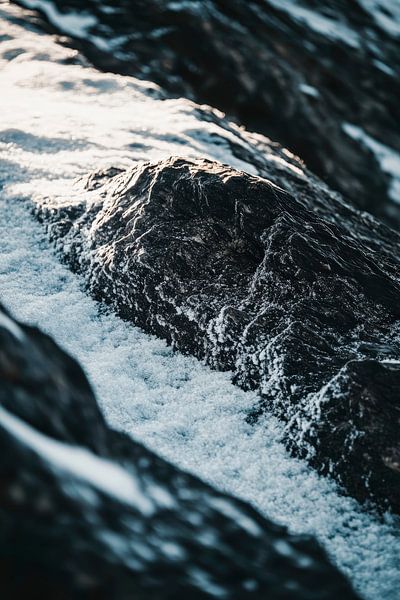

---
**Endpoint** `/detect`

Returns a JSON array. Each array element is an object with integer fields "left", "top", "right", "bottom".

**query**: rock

[
  {"left": 298, "top": 359, "right": 400, "bottom": 510},
  {"left": 35, "top": 157, "right": 400, "bottom": 512},
  {"left": 16, "top": 0, "right": 400, "bottom": 225},
  {"left": 0, "top": 303, "right": 359, "bottom": 598}
]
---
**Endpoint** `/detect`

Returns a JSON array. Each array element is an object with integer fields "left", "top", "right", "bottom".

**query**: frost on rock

[
  {"left": 36, "top": 157, "right": 400, "bottom": 513},
  {"left": 0, "top": 303, "right": 359, "bottom": 599}
]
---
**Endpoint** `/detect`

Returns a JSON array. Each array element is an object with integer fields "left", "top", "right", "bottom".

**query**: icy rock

[
  {"left": 36, "top": 157, "right": 400, "bottom": 512},
  {"left": 0, "top": 303, "right": 359, "bottom": 599},
  {"left": 300, "top": 359, "right": 400, "bottom": 511},
  {"left": 18, "top": 0, "right": 400, "bottom": 225}
]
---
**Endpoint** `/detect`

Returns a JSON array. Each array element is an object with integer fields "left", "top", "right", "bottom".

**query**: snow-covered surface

[
  {"left": 266, "top": 0, "right": 400, "bottom": 43},
  {"left": 18, "top": 0, "right": 128, "bottom": 54},
  {"left": 358, "top": 0, "right": 400, "bottom": 37},
  {"left": 343, "top": 123, "right": 400, "bottom": 205},
  {"left": 1, "top": 7, "right": 400, "bottom": 599},
  {"left": 16, "top": 0, "right": 400, "bottom": 45},
  {"left": 3, "top": 188, "right": 400, "bottom": 600},
  {"left": 265, "top": 0, "right": 361, "bottom": 47},
  {"left": 17, "top": 0, "right": 98, "bottom": 38}
]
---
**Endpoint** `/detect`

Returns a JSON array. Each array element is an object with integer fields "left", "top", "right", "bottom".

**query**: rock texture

[
  {"left": 0, "top": 303, "right": 359, "bottom": 599},
  {"left": 36, "top": 157, "right": 400, "bottom": 513},
  {"left": 16, "top": 0, "right": 400, "bottom": 225}
]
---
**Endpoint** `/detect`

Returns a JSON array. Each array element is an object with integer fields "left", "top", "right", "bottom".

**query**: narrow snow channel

[
  {"left": 0, "top": 10, "right": 399, "bottom": 598},
  {"left": 1, "top": 189, "right": 400, "bottom": 600}
]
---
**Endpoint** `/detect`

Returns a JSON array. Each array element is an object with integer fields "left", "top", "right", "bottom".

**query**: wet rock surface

[
  {"left": 0, "top": 303, "right": 360, "bottom": 599},
  {"left": 36, "top": 157, "right": 400, "bottom": 512},
  {"left": 16, "top": 0, "right": 400, "bottom": 225}
]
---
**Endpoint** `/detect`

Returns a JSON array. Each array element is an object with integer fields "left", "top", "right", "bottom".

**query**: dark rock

[
  {"left": 35, "top": 156, "right": 400, "bottom": 512},
  {"left": 0, "top": 303, "right": 359, "bottom": 598},
  {"left": 15, "top": 0, "right": 400, "bottom": 225},
  {"left": 298, "top": 359, "right": 400, "bottom": 512}
]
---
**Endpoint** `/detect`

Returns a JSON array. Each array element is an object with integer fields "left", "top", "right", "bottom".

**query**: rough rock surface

[
  {"left": 0, "top": 303, "right": 359, "bottom": 599},
  {"left": 36, "top": 157, "right": 400, "bottom": 513},
  {"left": 16, "top": 0, "right": 400, "bottom": 225}
]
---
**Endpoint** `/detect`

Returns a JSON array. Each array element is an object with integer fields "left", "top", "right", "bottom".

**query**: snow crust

[
  {"left": 1, "top": 8, "right": 400, "bottom": 599},
  {"left": 266, "top": 0, "right": 400, "bottom": 43}
]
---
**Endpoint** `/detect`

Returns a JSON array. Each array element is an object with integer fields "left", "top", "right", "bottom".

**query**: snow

[
  {"left": 358, "top": 0, "right": 400, "bottom": 37},
  {"left": 265, "top": 0, "right": 361, "bottom": 47},
  {"left": 299, "top": 82, "right": 320, "bottom": 98},
  {"left": 208, "top": 497, "right": 262, "bottom": 538},
  {"left": 373, "top": 59, "right": 396, "bottom": 76},
  {"left": 17, "top": 0, "right": 104, "bottom": 45},
  {"left": 20, "top": 0, "right": 363, "bottom": 49},
  {"left": 266, "top": 0, "right": 400, "bottom": 44},
  {"left": 0, "top": 311, "right": 25, "bottom": 342},
  {"left": 343, "top": 123, "right": 400, "bottom": 205},
  {"left": 1, "top": 7, "right": 400, "bottom": 599},
  {"left": 0, "top": 405, "right": 155, "bottom": 514}
]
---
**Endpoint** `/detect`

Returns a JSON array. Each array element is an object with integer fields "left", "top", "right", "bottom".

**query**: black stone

[{"left": 35, "top": 156, "right": 400, "bottom": 512}]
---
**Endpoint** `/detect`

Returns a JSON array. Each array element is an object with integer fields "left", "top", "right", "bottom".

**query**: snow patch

[
  {"left": 0, "top": 311, "right": 25, "bottom": 342},
  {"left": 359, "top": 0, "right": 400, "bottom": 37},
  {"left": 21, "top": 0, "right": 97, "bottom": 36},
  {"left": 343, "top": 123, "right": 400, "bottom": 204},
  {"left": 266, "top": 0, "right": 360, "bottom": 47},
  {"left": 0, "top": 405, "right": 154, "bottom": 513},
  {"left": 299, "top": 83, "right": 320, "bottom": 98},
  {"left": 373, "top": 59, "right": 396, "bottom": 76}
]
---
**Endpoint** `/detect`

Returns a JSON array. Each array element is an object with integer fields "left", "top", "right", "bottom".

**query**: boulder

[{"left": 36, "top": 157, "right": 400, "bottom": 511}]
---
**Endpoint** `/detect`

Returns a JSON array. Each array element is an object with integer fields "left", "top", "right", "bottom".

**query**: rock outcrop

[
  {"left": 36, "top": 157, "right": 400, "bottom": 512},
  {"left": 0, "top": 303, "right": 359, "bottom": 598},
  {"left": 16, "top": 0, "right": 400, "bottom": 225}
]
